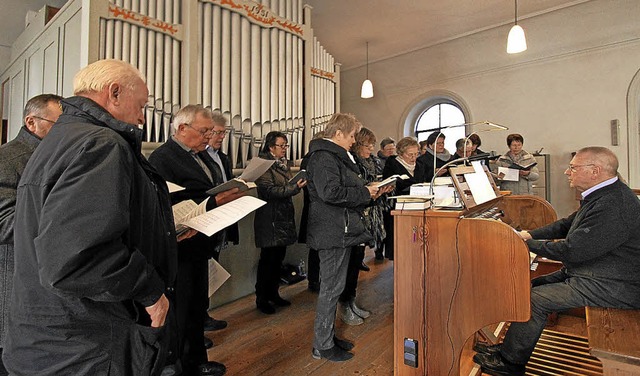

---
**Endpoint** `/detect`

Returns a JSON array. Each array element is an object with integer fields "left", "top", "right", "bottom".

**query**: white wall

[{"left": 340, "top": 0, "right": 640, "bottom": 218}]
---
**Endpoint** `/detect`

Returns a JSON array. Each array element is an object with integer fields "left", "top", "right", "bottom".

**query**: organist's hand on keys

[{"left": 518, "top": 230, "right": 532, "bottom": 241}]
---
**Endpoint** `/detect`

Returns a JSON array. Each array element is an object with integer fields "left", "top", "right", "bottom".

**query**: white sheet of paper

[
  {"left": 498, "top": 167, "right": 519, "bottom": 181},
  {"left": 185, "top": 196, "right": 266, "bottom": 237},
  {"left": 166, "top": 181, "right": 186, "bottom": 193},
  {"left": 471, "top": 160, "right": 484, "bottom": 174},
  {"left": 238, "top": 157, "right": 275, "bottom": 181},
  {"left": 208, "top": 258, "right": 231, "bottom": 297},
  {"left": 464, "top": 172, "right": 497, "bottom": 205},
  {"left": 172, "top": 198, "right": 209, "bottom": 224}
]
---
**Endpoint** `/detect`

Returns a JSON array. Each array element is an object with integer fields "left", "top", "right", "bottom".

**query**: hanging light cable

[
  {"left": 507, "top": 0, "right": 527, "bottom": 54},
  {"left": 361, "top": 42, "right": 374, "bottom": 98}
]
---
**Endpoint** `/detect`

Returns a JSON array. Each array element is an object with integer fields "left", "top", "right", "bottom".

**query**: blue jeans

[
  {"left": 313, "top": 247, "right": 351, "bottom": 350},
  {"left": 501, "top": 269, "right": 637, "bottom": 364}
]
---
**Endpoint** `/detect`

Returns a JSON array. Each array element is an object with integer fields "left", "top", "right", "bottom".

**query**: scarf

[
  {"left": 425, "top": 147, "right": 451, "bottom": 162},
  {"left": 396, "top": 156, "right": 416, "bottom": 176}
]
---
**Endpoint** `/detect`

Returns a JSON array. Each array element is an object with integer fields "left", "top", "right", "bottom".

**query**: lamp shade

[
  {"left": 361, "top": 79, "right": 374, "bottom": 99},
  {"left": 507, "top": 24, "right": 527, "bottom": 54}
]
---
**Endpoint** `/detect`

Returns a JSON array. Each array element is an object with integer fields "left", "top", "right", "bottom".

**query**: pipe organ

[
  {"left": 197, "top": 0, "right": 307, "bottom": 168},
  {"left": 0, "top": 0, "right": 341, "bottom": 170},
  {"left": 99, "top": 0, "right": 183, "bottom": 143}
]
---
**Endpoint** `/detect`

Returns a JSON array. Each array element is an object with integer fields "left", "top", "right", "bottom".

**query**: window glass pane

[{"left": 415, "top": 102, "right": 466, "bottom": 155}]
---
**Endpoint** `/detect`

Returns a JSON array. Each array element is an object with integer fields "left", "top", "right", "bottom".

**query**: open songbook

[
  {"left": 509, "top": 161, "right": 537, "bottom": 170},
  {"left": 370, "top": 174, "right": 409, "bottom": 189},
  {"left": 172, "top": 196, "right": 266, "bottom": 237},
  {"left": 206, "top": 157, "right": 275, "bottom": 196}
]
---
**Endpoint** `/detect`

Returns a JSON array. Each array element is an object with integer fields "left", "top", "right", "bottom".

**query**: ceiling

[
  {"left": 2, "top": 0, "right": 587, "bottom": 71},
  {"left": 304, "top": 0, "right": 589, "bottom": 71}
]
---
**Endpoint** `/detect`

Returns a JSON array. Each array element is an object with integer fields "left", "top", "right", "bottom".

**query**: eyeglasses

[
  {"left": 33, "top": 116, "right": 56, "bottom": 124},
  {"left": 211, "top": 130, "right": 227, "bottom": 136},
  {"left": 184, "top": 123, "right": 213, "bottom": 137},
  {"left": 567, "top": 164, "right": 595, "bottom": 173},
  {"left": 404, "top": 152, "right": 420, "bottom": 158},
  {"left": 275, "top": 144, "right": 289, "bottom": 149}
]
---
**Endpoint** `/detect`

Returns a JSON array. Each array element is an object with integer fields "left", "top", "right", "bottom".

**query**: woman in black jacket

[
  {"left": 381, "top": 137, "right": 420, "bottom": 260},
  {"left": 306, "top": 113, "right": 381, "bottom": 362},
  {"left": 414, "top": 132, "right": 451, "bottom": 183},
  {"left": 253, "top": 131, "right": 305, "bottom": 314},
  {"left": 338, "top": 128, "right": 392, "bottom": 326}
]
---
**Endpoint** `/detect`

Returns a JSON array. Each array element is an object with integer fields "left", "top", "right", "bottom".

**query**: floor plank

[{"left": 206, "top": 250, "right": 395, "bottom": 375}]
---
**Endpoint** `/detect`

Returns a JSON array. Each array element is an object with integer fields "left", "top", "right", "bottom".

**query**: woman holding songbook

[
  {"left": 495, "top": 133, "right": 539, "bottom": 195},
  {"left": 306, "top": 113, "right": 382, "bottom": 362},
  {"left": 253, "top": 131, "right": 306, "bottom": 315},
  {"left": 335, "top": 127, "right": 392, "bottom": 326},
  {"left": 381, "top": 137, "right": 420, "bottom": 260}
]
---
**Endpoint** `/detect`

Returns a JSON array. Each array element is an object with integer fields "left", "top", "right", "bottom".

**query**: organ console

[{"left": 392, "top": 165, "right": 557, "bottom": 375}]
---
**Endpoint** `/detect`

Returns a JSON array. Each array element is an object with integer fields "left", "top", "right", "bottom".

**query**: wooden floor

[
  {"left": 205, "top": 250, "right": 595, "bottom": 376},
  {"left": 206, "top": 249, "right": 395, "bottom": 375}
]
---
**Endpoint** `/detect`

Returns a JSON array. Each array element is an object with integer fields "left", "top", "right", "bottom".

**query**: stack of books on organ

[{"left": 392, "top": 195, "right": 434, "bottom": 211}]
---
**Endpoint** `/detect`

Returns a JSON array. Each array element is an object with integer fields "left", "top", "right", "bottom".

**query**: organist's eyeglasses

[{"left": 566, "top": 164, "right": 595, "bottom": 173}]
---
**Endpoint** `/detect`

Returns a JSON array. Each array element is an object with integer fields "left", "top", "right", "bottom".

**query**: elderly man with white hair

[
  {"left": 473, "top": 146, "right": 640, "bottom": 376},
  {"left": 3, "top": 59, "right": 182, "bottom": 376},
  {"left": 149, "top": 104, "right": 244, "bottom": 376}
]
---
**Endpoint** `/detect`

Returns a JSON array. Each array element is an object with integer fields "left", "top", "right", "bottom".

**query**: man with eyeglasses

[
  {"left": 0, "top": 94, "right": 62, "bottom": 374},
  {"left": 473, "top": 146, "right": 640, "bottom": 376},
  {"left": 149, "top": 105, "right": 244, "bottom": 376},
  {"left": 197, "top": 112, "right": 236, "bottom": 337}
]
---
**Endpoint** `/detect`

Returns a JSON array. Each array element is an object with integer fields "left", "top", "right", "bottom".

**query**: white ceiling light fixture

[
  {"left": 361, "top": 42, "right": 374, "bottom": 99},
  {"left": 507, "top": 0, "right": 527, "bottom": 54}
]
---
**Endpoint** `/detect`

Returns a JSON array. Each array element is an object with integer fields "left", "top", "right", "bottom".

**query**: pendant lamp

[
  {"left": 507, "top": 0, "right": 527, "bottom": 54},
  {"left": 361, "top": 42, "right": 374, "bottom": 98}
]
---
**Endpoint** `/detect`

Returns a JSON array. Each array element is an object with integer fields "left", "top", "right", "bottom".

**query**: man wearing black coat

[
  {"left": 4, "top": 60, "right": 177, "bottom": 376},
  {"left": 473, "top": 146, "right": 640, "bottom": 376},
  {"left": 149, "top": 105, "right": 244, "bottom": 376}
]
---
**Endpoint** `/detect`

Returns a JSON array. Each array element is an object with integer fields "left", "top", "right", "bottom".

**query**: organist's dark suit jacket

[{"left": 148, "top": 137, "right": 224, "bottom": 260}]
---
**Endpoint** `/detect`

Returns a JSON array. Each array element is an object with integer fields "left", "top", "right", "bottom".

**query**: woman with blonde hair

[{"left": 306, "top": 114, "right": 383, "bottom": 362}]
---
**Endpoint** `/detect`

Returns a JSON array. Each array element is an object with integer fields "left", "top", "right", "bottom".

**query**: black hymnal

[
  {"left": 508, "top": 161, "right": 537, "bottom": 171},
  {"left": 288, "top": 169, "right": 307, "bottom": 185}
]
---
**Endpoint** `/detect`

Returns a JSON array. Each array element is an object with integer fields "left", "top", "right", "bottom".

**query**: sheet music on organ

[{"left": 449, "top": 163, "right": 501, "bottom": 210}]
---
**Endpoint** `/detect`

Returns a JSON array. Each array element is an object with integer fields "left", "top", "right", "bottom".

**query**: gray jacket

[
  {"left": 495, "top": 150, "right": 539, "bottom": 195},
  {"left": 0, "top": 127, "right": 41, "bottom": 347}
]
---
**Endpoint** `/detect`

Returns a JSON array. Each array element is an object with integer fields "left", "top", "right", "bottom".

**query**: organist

[{"left": 473, "top": 146, "right": 640, "bottom": 376}]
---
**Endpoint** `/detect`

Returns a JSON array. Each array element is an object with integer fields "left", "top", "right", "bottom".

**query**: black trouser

[
  {"left": 339, "top": 245, "right": 364, "bottom": 303},
  {"left": 255, "top": 246, "right": 287, "bottom": 301},
  {"left": 382, "top": 211, "right": 394, "bottom": 260},
  {"left": 307, "top": 248, "right": 320, "bottom": 284},
  {"left": 176, "top": 255, "right": 209, "bottom": 374}
]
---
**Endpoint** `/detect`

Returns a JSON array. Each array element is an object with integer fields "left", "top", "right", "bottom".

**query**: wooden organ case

[{"left": 392, "top": 165, "right": 557, "bottom": 375}]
